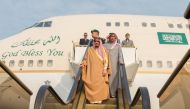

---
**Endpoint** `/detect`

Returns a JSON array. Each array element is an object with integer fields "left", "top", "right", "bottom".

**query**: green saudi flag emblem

[{"left": 157, "top": 32, "right": 188, "bottom": 45}]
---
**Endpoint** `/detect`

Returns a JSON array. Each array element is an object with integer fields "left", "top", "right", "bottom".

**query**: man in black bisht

[{"left": 90, "top": 29, "right": 106, "bottom": 46}]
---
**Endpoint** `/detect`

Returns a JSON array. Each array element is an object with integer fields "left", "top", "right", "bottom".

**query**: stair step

[
  {"left": 102, "top": 98, "right": 116, "bottom": 104},
  {"left": 85, "top": 98, "right": 116, "bottom": 105},
  {"left": 131, "top": 105, "right": 142, "bottom": 109},
  {"left": 87, "top": 98, "right": 116, "bottom": 104},
  {"left": 85, "top": 104, "right": 117, "bottom": 109},
  {"left": 43, "top": 103, "right": 72, "bottom": 109}
]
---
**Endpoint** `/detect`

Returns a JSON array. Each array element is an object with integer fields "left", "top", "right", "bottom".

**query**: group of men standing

[
  {"left": 80, "top": 29, "right": 134, "bottom": 104},
  {"left": 79, "top": 30, "right": 134, "bottom": 47}
]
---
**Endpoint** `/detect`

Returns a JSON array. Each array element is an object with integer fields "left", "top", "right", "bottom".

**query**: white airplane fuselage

[{"left": 0, "top": 14, "right": 189, "bottom": 109}]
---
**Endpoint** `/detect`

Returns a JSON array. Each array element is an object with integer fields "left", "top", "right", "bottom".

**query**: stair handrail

[
  {"left": 120, "top": 64, "right": 151, "bottom": 109},
  {"left": 157, "top": 49, "right": 190, "bottom": 98},
  {"left": 34, "top": 85, "right": 64, "bottom": 109},
  {"left": 34, "top": 40, "right": 92, "bottom": 109},
  {"left": 119, "top": 48, "right": 151, "bottom": 109},
  {"left": 0, "top": 61, "right": 32, "bottom": 95}
]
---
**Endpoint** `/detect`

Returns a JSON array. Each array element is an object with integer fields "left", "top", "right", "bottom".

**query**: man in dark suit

[
  {"left": 80, "top": 32, "right": 90, "bottom": 45},
  {"left": 90, "top": 29, "right": 106, "bottom": 46}
]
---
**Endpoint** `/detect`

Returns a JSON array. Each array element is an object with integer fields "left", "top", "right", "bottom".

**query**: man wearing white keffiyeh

[{"left": 104, "top": 33, "right": 124, "bottom": 97}]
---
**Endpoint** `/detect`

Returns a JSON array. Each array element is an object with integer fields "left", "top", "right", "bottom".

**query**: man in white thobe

[{"left": 104, "top": 33, "right": 124, "bottom": 97}]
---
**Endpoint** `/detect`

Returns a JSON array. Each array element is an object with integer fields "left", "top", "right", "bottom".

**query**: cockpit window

[
  {"left": 35, "top": 22, "right": 44, "bottom": 27},
  {"left": 44, "top": 21, "right": 52, "bottom": 27},
  {"left": 31, "top": 21, "right": 52, "bottom": 28}
]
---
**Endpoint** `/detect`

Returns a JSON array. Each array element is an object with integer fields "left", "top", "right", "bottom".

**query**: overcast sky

[{"left": 0, "top": 0, "right": 189, "bottom": 39}]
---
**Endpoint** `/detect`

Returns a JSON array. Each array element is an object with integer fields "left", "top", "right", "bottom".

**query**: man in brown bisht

[{"left": 81, "top": 37, "right": 112, "bottom": 104}]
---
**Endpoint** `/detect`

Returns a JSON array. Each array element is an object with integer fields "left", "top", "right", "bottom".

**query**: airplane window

[
  {"left": 35, "top": 22, "right": 44, "bottom": 27},
  {"left": 177, "top": 24, "right": 183, "bottom": 29},
  {"left": 186, "top": 24, "right": 190, "bottom": 29},
  {"left": 124, "top": 22, "right": 129, "bottom": 27},
  {"left": 44, "top": 21, "right": 52, "bottom": 27},
  {"left": 18, "top": 60, "right": 24, "bottom": 67},
  {"left": 167, "top": 61, "right": 173, "bottom": 68},
  {"left": 146, "top": 60, "right": 152, "bottom": 68},
  {"left": 28, "top": 60, "right": 33, "bottom": 67},
  {"left": 47, "top": 60, "right": 53, "bottom": 67},
  {"left": 37, "top": 60, "right": 43, "bottom": 67},
  {"left": 168, "top": 23, "right": 174, "bottom": 28},
  {"left": 142, "top": 22, "right": 147, "bottom": 27},
  {"left": 115, "top": 22, "right": 120, "bottom": 27},
  {"left": 106, "top": 22, "right": 111, "bottom": 27},
  {"left": 151, "top": 23, "right": 156, "bottom": 27},
  {"left": 176, "top": 61, "right": 180, "bottom": 66},
  {"left": 157, "top": 61, "right": 163, "bottom": 68},
  {"left": 1, "top": 61, "right": 5, "bottom": 64},
  {"left": 139, "top": 60, "right": 142, "bottom": 67},
  {"left": 186, "top": 61, "right": 190, "bottom": 69},
  {"left": 9, "top": 60, "right": 15, "bottom": 67}
]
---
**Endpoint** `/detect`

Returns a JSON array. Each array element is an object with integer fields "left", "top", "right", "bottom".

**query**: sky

[{"left": 0, "top": 0, "right": 189, "bottom": 39}]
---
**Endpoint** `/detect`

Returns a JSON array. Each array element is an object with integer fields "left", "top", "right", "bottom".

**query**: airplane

[{"left": 0, "top": 14, "right": 190, "bottom": 109}]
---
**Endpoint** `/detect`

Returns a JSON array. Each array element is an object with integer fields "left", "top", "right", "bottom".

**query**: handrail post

[{"left": 119, "top": 60, "right": 151, "bottom": 109}]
